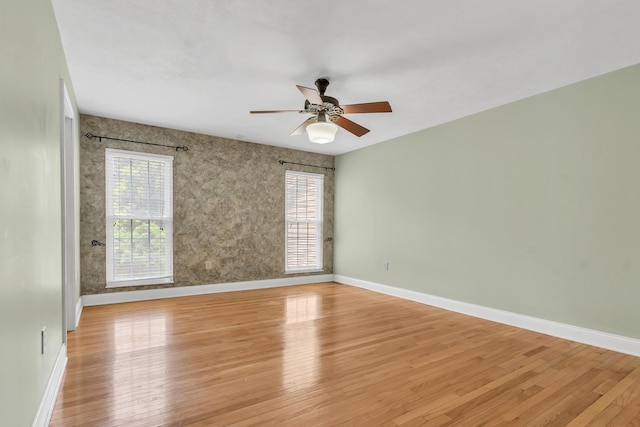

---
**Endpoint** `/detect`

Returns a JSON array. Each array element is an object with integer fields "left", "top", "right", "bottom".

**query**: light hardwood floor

[{"left": 51, "top": 282, "right": 640, "bottom": 426}]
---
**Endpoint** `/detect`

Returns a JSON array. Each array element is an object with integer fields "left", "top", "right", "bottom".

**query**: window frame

[
  {"left": 105, "top": 148, "right": 174, "bottom": 288},
  {"left": 285, "top": 170, "right": 324, "bottom": 274}
]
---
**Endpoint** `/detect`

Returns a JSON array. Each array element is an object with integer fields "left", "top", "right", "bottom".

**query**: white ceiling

[{"left": 52, "top": 1, "right": 640, "bottom": 156}]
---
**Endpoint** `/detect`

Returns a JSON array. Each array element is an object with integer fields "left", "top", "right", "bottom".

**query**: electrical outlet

[
  {"left": 41, "top": 327, "right": 46, "bottom": 355},
  {"left": 205, "top": 260, "right": 213, "bottom": 270},
  {"left": 383, "top": 261, "right": 389, "bottom": 271}
]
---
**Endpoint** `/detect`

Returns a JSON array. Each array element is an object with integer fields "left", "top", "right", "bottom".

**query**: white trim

[
  {"left": 105, "top": 147, "right": 174, "bottom": 162},
  {"left": 60, "top": 79, "right": 78, "bottom": 333},
  {"left": 82, "top": 275, "right": 334, "bottom": 306},
  {"left": 31, "top": 344, "right": 67, "bottom": 427},
  {"left": 334, "top": 275, "right": 640, "bottom": 357},
  {"left": 80, "top": 274, "right": 640, "bottom": 355},
  {"left": 105, "top": 148, "right": 174, "bottom": 287},
  {"left": 285, "top": 170, "right": 324, "bottom": 273},
  {"left": 285, "top": 268, "right": 324, "bottom": 275},
  {"left": 62, "top": 84, "right": 74, "bottom": 121},
  {"left": 75, "top": 297, "right": 83, "bottom": 329},
  {"left": 107, "top": 276, "right": 174, "bottom": 288}
]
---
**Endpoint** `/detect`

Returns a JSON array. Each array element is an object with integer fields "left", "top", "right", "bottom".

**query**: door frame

[{"left": 60, "top": 80, "right": 78, "bottom": 332}]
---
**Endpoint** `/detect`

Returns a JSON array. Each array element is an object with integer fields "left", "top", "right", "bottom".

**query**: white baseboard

[
  {"left": 82, "top": 274, "right": 334, "bottom": 306},
  {"left": 75, "top": 297, "right": 83, "bottom": 328},
  {"left": 80, "top": 273, "right": 640, "bottom": 357},
  {"left": 334, "top": 275, "right": 640, "bottom": 357},
  {"left": 31, "top": 344, "right": 67, "bottom": 427}
]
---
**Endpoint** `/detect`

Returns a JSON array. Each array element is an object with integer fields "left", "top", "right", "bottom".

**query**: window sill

[
  {"left": 284, "top": 269, "right": 324, "bottom": 275},
  {"left": 106, "top": 276, "right": 174, "bottom": 288}
]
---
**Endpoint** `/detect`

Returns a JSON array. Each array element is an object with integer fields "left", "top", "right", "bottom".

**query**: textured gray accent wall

[{"left": 80, "top": 114, "right": 334, "bottom": 295}]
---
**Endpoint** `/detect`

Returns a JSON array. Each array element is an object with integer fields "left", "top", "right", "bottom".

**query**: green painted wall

[
  {"left": 0, "top": 0, "right": 78, "bottom": 425},
  {"left": 335, "top": 64, "right": 640, "bottom": 340}
]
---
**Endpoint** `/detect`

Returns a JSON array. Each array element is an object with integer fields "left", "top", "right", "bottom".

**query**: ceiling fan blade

[
  {"left": 290, "top": 117, "right": 316, "bottom": 136},
  {"left": 341, "top": 101, "right": 392, "bottom": 114},
  {"left": 296, "top": 85, "right": 324, "bottom": 105},
  {"left": 332, "top": 116, "right": 370, "bottom": 137},
  {"left": 250, "top": 109, "right": 304, "bottom": 114}
]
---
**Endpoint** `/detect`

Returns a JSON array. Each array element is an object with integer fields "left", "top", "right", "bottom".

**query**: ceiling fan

[{"left": 250, "top": 78, "right": 392, "bottom": 144}]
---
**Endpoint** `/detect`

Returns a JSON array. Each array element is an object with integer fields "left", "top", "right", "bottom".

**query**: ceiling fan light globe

[{"left": 307, "top": 121, "right": 338, "bottom": 144}]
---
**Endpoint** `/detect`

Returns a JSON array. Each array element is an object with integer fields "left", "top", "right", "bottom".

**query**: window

[
  {"left": 285, "top": 170, "right": 323, "bottom": 273},
  {"left": 105, "top": 149, "right": 173, "bottom": 287}
]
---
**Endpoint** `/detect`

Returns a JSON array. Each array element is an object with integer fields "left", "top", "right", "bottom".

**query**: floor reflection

[
  {"left": 111, "top": 313, "right": 169, "bottom": 423},
  {"left": 113, "top": 313, "right": 167, "bottom": 353},
  {"left": 285, "top": 292, "right": 321, "bottom": 324},
  {"left": 282, "top": 293, "right": 321, "bottom": 391}
]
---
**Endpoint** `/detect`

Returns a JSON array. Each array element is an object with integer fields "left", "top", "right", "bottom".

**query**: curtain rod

[
  {"left": 278, "top": 160, "right": 335, "bottom": 171},
  {"left": 85, "top": 132, "right": 188, "bottom": 151}
]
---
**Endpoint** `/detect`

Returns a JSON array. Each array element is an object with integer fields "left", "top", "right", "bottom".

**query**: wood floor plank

[
  {"left": 50, "top": 282, "right": 640, "bottom": 426},
  {"left": 567, "top": 367, "right": 640, "bottom": 426}
]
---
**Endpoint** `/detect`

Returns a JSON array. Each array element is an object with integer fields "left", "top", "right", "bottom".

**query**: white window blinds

[
  {"left": 105, "top": 149, "right": 174, "bottom": 287},
  {"left": 285, "top": 170, "right": 323, "bottom": 273}
]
